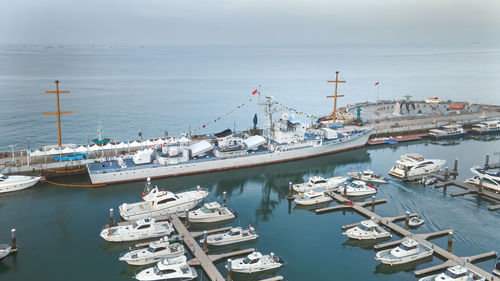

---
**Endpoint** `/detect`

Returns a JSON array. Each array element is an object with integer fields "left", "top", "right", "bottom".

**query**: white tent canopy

[
  {"left": 129, "top": 141, "right": 142, "bottom": 147},
  {"left": 30, "top": 150, "right": 46, "bottom": 157},
  {"left": 189, "top": 140, "right": 213, "bottom": 157},
  {"left": 103, "top": 143, "right": 113, "bottom": 149},
  {"left": 244, "top": 135, "right": 267, "bottom": 150},
  {"left": 75, "top": 146, "right": 88, "bottom": 153},
  {"left": 89, "top": 145, "right": 101, "bottom": 151}
]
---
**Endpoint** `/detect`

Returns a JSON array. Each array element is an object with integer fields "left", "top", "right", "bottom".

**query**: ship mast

[
  {"left": 258, "top": 91, "right": 278, "bottom": 142},
  {"left": 43, "top": 80, "right": 73, "bottom": 147},
  {"left": 326, "top": 71, "right": 345, "bottom": 122}
]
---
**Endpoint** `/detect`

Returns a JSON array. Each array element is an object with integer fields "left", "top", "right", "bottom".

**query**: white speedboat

[
  {"left": 188, "top": 202, "right": 235, "bottom": 223},
  {"left": 227, "top": 252, "right": 284, "bottom": 273},
  {"left": 0, "top": 174, "right": 41, "bottom": 194},
  {"left": 0, "top": 244, "right": 11, "bottom": 260},
  {"left": 100, "top": 218, "right": 174, "bottom": 242},
  {"left": 294, "top": 188, "right": 332, "bottom": 205},
  {"left": 119, "top": 239, "right": 184, "bottom": 265},
  {"left": 342, "top": 220, "right": 392, "bottom": 240},
  {"left": 418, "top": 265, "right": 485, "bottom": 281},
  {"left": 467, "top": 166, "right": 500, "bottom": 193},
  {"left": 202, "top": 225, "right": 258, "bottom": 246},
  {"left": 375, "top": 239, "right": 433, "bottom": 265},
  {"left": 338, "top": 180, "right": 377, "bottom": 196},
  {"left": 347, "top": 170, "right": 387, "bottom": 184},
  {"left": 292, "top": 176, "right": 348, "bottom": 193},
  {"left": 472, "top": 120, "right": 500, "bottom": 134},
  {"left": 409, "top": 216, "right": 425, "bottom": 228},
  {"left": 389, "top": 153, "right": 445, "bottom": 179},
  {"left": 119, "top": 185, "right": 209, "bottom": 221},
  {"left": 429, "top": 124, "right": 466, "bottom": 139},
  {"left": 135, "top": 260, "right": 197, "bottom": 281}
]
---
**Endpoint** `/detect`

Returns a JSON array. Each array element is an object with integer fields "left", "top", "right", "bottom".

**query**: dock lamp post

[{"left": 8, "top": 145, "right": 16, "bottom": 166}]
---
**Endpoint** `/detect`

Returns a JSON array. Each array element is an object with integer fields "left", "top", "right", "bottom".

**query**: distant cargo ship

[{"left": 87, "top": 94, "right": 371, "bottom": 184}]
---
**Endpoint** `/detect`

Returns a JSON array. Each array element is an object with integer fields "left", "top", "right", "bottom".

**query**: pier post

[
  {"left": 444, "top": 167, "right": 449, "bottom": 179},
  {"left": 453, "top": 158, "right": 458, "bottom": 173},
  {"left": 11, "top": 229, "right": 17, "bottom": 251},
  {"left": 343, "top": 184, "right": 347, "bottom": 197},
  {"left": 185, "top": 209, "right": 189, "bottom": 227},
  {"left": 405, "top": 211, "right": 410, "bottom": 229},
  {"left": 288, "top": 199, "right": 291, "bottom": 215},
  {"left": 447, "top": 231, "right": 453, "bottom": 252},
  {"left": 109, "top": 208, "right": 114, "bottom": 227},
  {"left": 203, "top": 230, "right": 208, "bottom": 252},
  {"left": 485, "top": 154, "right": 490, "bottom": 169},
  {"left": 479, "top": 178, "right": 484, "bottom": 193},
  {"left": 227, "top": 259, "right": 232, "bottom": 281},
  {"left": 223, "top": 191, "right": 227, "bottom": 207},
  {"left": 404, "top": 166, "right": 408, "bottom": 180},
  {"left": 288, "top": 182, "right": 293, "bottom": 200},
  {"left": 371, "top": 196, "right": 376, "bottom": 212}
]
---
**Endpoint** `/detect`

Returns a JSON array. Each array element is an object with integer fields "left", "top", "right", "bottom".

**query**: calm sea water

[
  {"left": 0, "top": 137, "right": 499, "bottom": 280},
  {"left": 1, "top": 45, "right": 500, "bottom": 151}
]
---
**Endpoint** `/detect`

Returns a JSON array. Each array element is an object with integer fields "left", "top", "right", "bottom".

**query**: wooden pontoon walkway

[{"left": 315, "top": 192, "right": 498, "bottom": 279}]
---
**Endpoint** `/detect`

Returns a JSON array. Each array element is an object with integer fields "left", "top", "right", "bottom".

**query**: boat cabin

[
  {"left": 243, "top": 252, "right": 262, "bottom": 264},
  {"left": 132, "top": 218, "right": 155, "bottom": 230},
  {"left": 227, "top": 228, "right": 241, "bottom": 236},
  {"left": 200, "top": 202, "right": 221, "bottom": 213},
  {"left": 358, "top": 220, "right": 378, "bottom": 231},
  {"left": 398, "top": 239, "right": 418, "bottom": 251},
  {"left": 443, "top": 266, "right": 468, "bottom": 279}
]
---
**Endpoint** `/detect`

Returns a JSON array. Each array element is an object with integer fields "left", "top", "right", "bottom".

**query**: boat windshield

[
  {"left": 148, "top": 247, "right": 155, "bottom": 252},
  {"left": 444, "top": 269, "right": 466, "bottom": 278},
  {"left": 398, "top": 243, "right": 416, "bottom": 251},
  {"left": 243, "top": 257, "right": 257, "bottom": 264},
  {"left": 132, "top": 223, "right": 138, "bottom": 228},
  {"left": 358, "top": 224, "right": 370, "bottom": 231},
  {"left": 0, "top": 175, "right": 7, "bottom": 180},
  {"left": 154, "top": 266, "right": 161, "bottom": 275},
  {"left": 348, "top": 182, "right": 359, "bottom": 188},
  {"left": 200, "top": 205, "right": 215, "bottom": 213}
]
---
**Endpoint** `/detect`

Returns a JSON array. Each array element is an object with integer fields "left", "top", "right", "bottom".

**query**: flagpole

[{"left": 377, "top": 86, "right": 379, "bottom": 103}]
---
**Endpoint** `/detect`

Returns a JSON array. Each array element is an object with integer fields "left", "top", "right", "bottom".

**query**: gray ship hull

[{"left": 88, "top": 132, "right": 370, "bottom": 184}]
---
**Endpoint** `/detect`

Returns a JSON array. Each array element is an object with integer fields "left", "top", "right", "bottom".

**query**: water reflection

[{"left": 374, "top": 256, "right": 434, "bottom": 275}]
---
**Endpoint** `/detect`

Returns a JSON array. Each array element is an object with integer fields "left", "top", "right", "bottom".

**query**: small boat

[
  {"left": 188, "top": 202, "right": 235, "bottom": 223},
  {"left": 0, "top": 174, "right": 42, "bottom": 194},
  {"left": 389, "top": 153, "right": 445, "bottom": 179},
  {"left": 472, "top": 120, "right": 500, "bottom": 134},
  {"left": 375, "top": 238, "right": 433, "bottom": 265},
  {"left": 294, "top": 187, "right": 332, "bottom": 205},
  {"left": 292, "top": 176, "right": 348, "bottom": 193},
  {"left": 421, "top": 176, "right": 438, "bottom": 186},
  {"left": 119, "top": 184, "right": 209, "bottom": 221},
  {"left": 429, "top": 124, "right": 466, "bottom": 139},
  {"left": 227, "top": 251, "right": 284, "bottom": 273},
  {"left": 100, "top": 218, "right": 174, "bottom": 242},
  {"left": 202, "top": 225, "right": 258, "bottom": 246},
  {"left": 347, "top": 170, "right": 387, "bottom": 184},
  {"left": 338, "top": 181, "right": 377, "bottom": 196},
  {"left": 0, "top": 244, "right": 11, "bottom": 260},
  {"left": 342, "top": 220, "right": 392, "bottom": 240},
  {"left": 119, "top": 239, "right": 184, "bottom": 265},
  {"left": 135, "top": 260, "right": 197, "bottom": 281},
  {"left": 409, "top": 216, "right": 425, "bottom": 228},
  {"left": 418, "top": 265, "right": 486, "bottom": 281}
]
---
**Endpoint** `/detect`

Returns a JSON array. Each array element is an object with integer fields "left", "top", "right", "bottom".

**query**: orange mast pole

[
  {"left": 326, "top": 71, "right": 346, "bottom": 122},
  {"left": 44, "top": 80, "right": 73, "bottom": 147}
]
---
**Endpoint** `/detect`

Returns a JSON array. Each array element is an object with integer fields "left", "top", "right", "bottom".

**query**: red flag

[
  {"left": 375, "top": 82, "right": 379, "bottom": 86},
  {"left": 252, "top": 89, "right": 258, "bottom": 95}
]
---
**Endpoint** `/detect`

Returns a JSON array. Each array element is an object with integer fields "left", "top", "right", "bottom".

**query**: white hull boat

[
  {"left": 0, "top": 245, "right": 12, "bottom": 260},
  {"left": 135, "top": 260, "right": 197, "bottom": 281},
  {"left": 472, "top": 120, "right": 500, "bottom": 134},
  {"left": 347, "top": 170, "right": 387, "bottom": 184},
  {"left": 429, "top": 124, "right": 466, "bottom": 139},
  {"left": 202, "top": 226, "right": 258, "bottom": 246},
  {"left": 119, "top": 185, "right": 209, "bottom": 221},
  {"left": 100, "top": 218, "right": 174, "bottom": 242},
  {"left": 227, "top": 252, "right": 284, "bottom": 273},
  {"left": 0, "top": 174, "right": 41, "bottom": 194},
  {"left": 292, "top": 176, "right": 348, "bottom": 193},
  {"left": 338, "top": 180, "right": 377, "bottom": 196},
  {"left": 409, "top": 217, "right": 425, "bottom": 228},
  {"left": 418, "top": 265, "right": 485, "bottom": 281},
  {"left": 389, "top": 153, "right": 445, "bottom": 179},
  {"left": 343, "top": 220, "right": 392, "bottom": 240},
  {"left": 188, "top": 202, "right": 235, "bottom": 223},
  {"left": 467, "top": 166, "right": 500, "bottom": 193},
  {"left": 375, "top": 239, "right": 433, "bottom": 265},
  {"left": 119, "top": 239, "right": 184, "bottom": 266},
  {"left": 294, "top": 188, "right": 332, "bottom": 205}
]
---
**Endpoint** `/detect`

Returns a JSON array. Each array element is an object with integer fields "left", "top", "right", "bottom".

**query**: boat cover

[
  {"left": 243, "top": 135, "right": 266, "bottom": 150},
  {"left": 189, "top": 140, "right": 214, "bottom": 157},
  {"left": 214, "top": 129, "right": 232, "bottom": 138}
]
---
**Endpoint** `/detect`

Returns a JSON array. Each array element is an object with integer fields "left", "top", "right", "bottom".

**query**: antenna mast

[
  {"left": 326, "top": 71, "right": 346, "bottom": 122},
  {"left": 258, "top": 93, "right": 278, "bottom": 141}
]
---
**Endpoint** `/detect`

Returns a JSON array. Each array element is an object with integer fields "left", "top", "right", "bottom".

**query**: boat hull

[
  {"left": 88, "top": 132, "right": 371, "bottom": 184},
  {"left": 0, "top": 177, "right": 40, "bottom": 194},
  {"left": 120, "top": 197, "right": 205, "bottom": 221}
]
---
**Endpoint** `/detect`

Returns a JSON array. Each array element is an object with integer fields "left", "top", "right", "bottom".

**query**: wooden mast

[
  {"left": 326, "top": 71, "right": 345, "bottom": 122},
  {"left": 43, "top": 80, "right": 73, "bottom": 147}
]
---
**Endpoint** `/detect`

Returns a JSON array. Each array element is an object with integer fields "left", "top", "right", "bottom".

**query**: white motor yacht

[
  {"left": 100, "top": 218, "right": 174, "bottom": 242},
  {"left": 409, "top": 216, "right": 425, "bottom": 228},
  {"left": 0, "top": 244, "right": 11, "bottom": 260},
  {"left": 292, "top": 176, "right": 348, "bottom": 193},
  {"left": 418, "top": 265, "right": 485, "bottom": 281},
  {"left": 467, "top": 166, "right": 500, "bottom": 193},
  {"left": 202, "top": 225, "right": 258, "bottom": 246},
  {"left": 375, "top": 238, "right": 433, "bottom": 265},
  {"left": 429, "top": 124, "right": 466, "bottom": 139},
  {"left": 119, "top": 185, "right": 209, "bottom": 221},
  {"left": 389, "top": 153, "right": 445, "bottom": 179},
  {"left": 119, "top": 239, "right": 184, "bottom": 265},
  {"left": 227, "top": 251, "right": 284, "bottom": 273},
  {"left": 343, "top": 220, "right": 392, "bottom": 240},
  {"left": 135, "top": 260, "right": 197, "bottom": 281},
  {"left": 188, "top": 202, "right": 235, "bottom": 223},
  {"left": 347, "top": 170, "right": 387, "bottom": 184},
  {"left": 294, "top": 187, "right": 332, "bottom": 205},
  {"left": 472, "top": 120, "right": 500, "bottom": 134},
  {"left": 0, "top": 174, "right": 42, "bottom": 194},
  {"left": 338, "top": 181, "right": 377, "bottom": 196}
]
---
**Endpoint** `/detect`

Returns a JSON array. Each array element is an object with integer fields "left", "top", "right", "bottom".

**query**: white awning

[
  {"left": 189, "top": 140, "right": 213, "bottom": 157},
  {"left": 243, "top": 135, "right": 266, "bottom": 150}
]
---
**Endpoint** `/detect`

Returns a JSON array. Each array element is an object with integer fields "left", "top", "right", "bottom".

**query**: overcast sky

[{"left": 2, "top": 0, "right": 499, "bottom": 45}]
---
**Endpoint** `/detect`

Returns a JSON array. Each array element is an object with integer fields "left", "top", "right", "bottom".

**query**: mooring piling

[
  {"left": 223, "top": 191, "right": 227, "bottom": 207},
  {"left": 11, "top": 228, "right": 17, "bottom": 251},
  {"left": 405, "top": 211, "right": 410, "bottom": 229},
  {"left": 447, "top": 231, "right": 453, "bottom": 252},
  {"left": 185, "top": 209, "right": 189, "bottom": 227},
  {"left": 109, "top": 208, "right": 114, "bottom": 227},
  {"left": 485, "top": 153, "right": 490, "bottom": 169},
  {"left": 287, "top": 182, "right": 293, "bottom": 200},
  {"left": 371, "top": 195, "right": 376, "bottom": 212},
  {"left": 227, "top": 258, "right": 232, "bottom": 281},
  {"left": 203, "top": 230, "right": 208, "bottom": 252}
]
